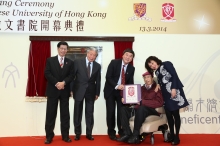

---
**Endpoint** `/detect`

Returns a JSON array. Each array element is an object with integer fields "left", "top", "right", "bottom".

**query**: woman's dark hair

[{"left": 145, "top": 56, "right": 162, "bottom": 73}]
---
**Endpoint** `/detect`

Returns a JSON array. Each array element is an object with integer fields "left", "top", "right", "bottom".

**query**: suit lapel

[
  {"left": 91, "top": 61, "right": 98, "bottom": 77},
  {"left": 54, "top": 56, "right": 61, "bottom": 73},
  {"left": 61, "top": 57, "right": 69, "bottom": 74},
  {"left": 125, "top": 63, "right": 132, "bottom": 81},
  {"left": 81, "top": 59, "right": 89, "bottom": 79},
  {"left": 117, "top": 60, "right": 122, "bottom": 78}
]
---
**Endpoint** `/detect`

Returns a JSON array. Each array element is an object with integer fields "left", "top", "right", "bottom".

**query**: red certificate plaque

[{"left": 123, "top": 84, "right": 141, "bottom": 104}]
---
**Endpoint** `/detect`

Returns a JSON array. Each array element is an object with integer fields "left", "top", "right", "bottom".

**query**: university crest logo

[
  {"left": 128, "top": 3, "right": 151, "bottom": 21},
  {"left": 128, "top": 87, "right": 135, "bottom": 96},
  {"left": 161, "top": 3, "right": 176, "bottom": 22}
]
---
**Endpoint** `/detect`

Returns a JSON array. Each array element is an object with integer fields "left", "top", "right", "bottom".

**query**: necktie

[
  {"left": 120, "top": 65, "right": 125, "bottom": 97},
  {"left": 87, "top": 62, "right": 91, "bottom": 78},
  {"left": 121, "top": 65, "right": 125, "bottom": 85},
  {"left": 60, "top": 57, "right": 63, "bottom": 68}
]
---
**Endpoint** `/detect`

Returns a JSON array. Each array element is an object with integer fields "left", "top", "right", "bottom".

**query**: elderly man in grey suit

[{"left": 72, "top": 48, "right": 101, "bottom": 141}]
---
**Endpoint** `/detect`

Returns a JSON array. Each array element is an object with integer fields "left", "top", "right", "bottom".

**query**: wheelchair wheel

[
  {"left": 150, "top": 134, "right": 154, "bottom": 145},
  {"left": 163, "top": 130, "right": 170, "bottom": 142},
  {"left": 139, "top": 135, "right": 145, "bottom": 142},
  {"left": 159, "top": 124, "right": 168, "bottom": 132},
  {"left": 162, "top": 129, "right": 165, "bottom": 137}
]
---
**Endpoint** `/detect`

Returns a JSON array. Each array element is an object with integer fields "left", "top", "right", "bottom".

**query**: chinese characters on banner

[
  {"left": 186, "top": 98, "right": 218, "bottom": 113},
  {"left": 1, "top": 19, "right": 84, "bottom": 32}
]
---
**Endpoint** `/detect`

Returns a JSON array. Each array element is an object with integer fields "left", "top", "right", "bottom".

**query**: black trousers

[
  {"left": 165, "top": 109, "right": 181, "bottom": 139},
  {"left": 74, "top": 91, "right": 95, "bottom": 135},
  {"left": 120, "top": 105, "right": 159, "bottom": 136},
  {"left": 45, "top": 95, "right": 70, "bottom": 139},
  {"left": 105, "top": 90, "right": 124, "bottom": 136}
]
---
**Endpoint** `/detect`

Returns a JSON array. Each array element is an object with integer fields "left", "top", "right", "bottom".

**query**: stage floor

[{"left": 0, "top": 134, "right": 219, "bottom": 146}]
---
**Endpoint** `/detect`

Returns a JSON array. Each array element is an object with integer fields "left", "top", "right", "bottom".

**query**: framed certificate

[{"left": 123, "top": 84, "right": 141, "bottom": 104}]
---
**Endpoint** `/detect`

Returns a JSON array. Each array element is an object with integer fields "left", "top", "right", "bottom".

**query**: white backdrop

[{"left": 0, "top": 34, "right": 220, "bottom": 137}]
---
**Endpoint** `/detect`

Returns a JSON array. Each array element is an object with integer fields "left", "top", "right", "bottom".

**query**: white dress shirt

[{"left": 58, "top": 55, "right": 65, "bottom": 66}]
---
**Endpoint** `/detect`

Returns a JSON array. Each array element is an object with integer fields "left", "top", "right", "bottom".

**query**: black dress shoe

[
  {"left": 116, "top": 135, "right": 130, "bottom": 142},
  {"left": 118, "top": 130, "right": 124, "bottom": 137},
  {"left": 74, "top": 135, "right": 80, "bottom": 141},
  {"left": 62, "top": 137, "right": 72, "bottom": 143},
  {"left": 127, "top": 135, "right": 140, "bottom": 144},
  {"left": 86, "top": 134, "right": 94, "bottom": 140},
  {"left": 44, "top": 138, "right": 52, "bottom": 144},
  {"left": 109, "top": 135, "right": 117, "bottom": 141},
  {"left": 171, "top": 139, "right": 180, "bottom": 145},
  {"left": 164, "top": 136, "right": 174, "bottom": 143}
]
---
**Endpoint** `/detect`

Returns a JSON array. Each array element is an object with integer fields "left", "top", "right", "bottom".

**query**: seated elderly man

[{"left": 117, "top": 72, "right": 164, "bottom": 144}]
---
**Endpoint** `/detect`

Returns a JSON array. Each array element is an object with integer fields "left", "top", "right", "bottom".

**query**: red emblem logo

[
  {"left": 128, "top": 87, "right": 135, "bottom": 96},
  {"left": 161, "top": 3, "right": 176, "bottom": 22}
]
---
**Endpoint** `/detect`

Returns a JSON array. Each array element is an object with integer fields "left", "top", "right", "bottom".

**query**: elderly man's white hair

[{"left": 87, "top": 47, "right": 98, "bottom": 56}]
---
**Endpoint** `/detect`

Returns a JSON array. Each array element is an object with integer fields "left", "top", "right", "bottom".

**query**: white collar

[{"left": 145, "top": 84, "right": 152, "bottom": 89}]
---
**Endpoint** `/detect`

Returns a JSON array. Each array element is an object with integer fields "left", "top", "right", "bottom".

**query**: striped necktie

[
  {"left": 121, "top": 65, "right": 125, "bottom": 85},
  {"left": 120, "top": 65, "right": 125, "bottom": 97},
  {"left": 60, "top": 57, "right": 63, "bottom": 68}
]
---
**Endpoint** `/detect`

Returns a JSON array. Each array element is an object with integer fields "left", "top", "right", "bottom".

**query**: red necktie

[
  {"left": 121, "top": 65, "right": 125, "bottom": 85},
  {"left": 120, "top": 65, "right": 125, "bottom": 96},
  {"left": 60, "top": 57, "right": 63, "bottom": 68}
]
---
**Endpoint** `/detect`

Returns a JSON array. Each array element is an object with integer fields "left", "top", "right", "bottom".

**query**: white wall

[{"left": 0, "top": 34, "right": 220, "bottom": 137}]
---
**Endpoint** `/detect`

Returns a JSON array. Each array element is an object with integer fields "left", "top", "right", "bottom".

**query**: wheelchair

[{"left": 129, "top": 106, "right": 170, "bottom": 145}]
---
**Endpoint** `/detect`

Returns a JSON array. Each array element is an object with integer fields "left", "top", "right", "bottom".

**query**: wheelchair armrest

[{"left": 155, "top": 107, "right": 165, "bottom": 114}]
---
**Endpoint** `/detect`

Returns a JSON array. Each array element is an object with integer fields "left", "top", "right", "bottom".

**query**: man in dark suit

[
  {"left": 103, "top": 49, "right": 135, "bottom": 140},
  {"left": 72, "top": 47, "right": 101, "bottom": 141},
  {"left": 44, "top": 41, "right": 74, "bottom": 144}
]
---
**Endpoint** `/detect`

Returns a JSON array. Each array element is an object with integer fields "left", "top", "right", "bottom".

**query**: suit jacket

[
  {"left": 103, "top": 59, "right": 135, "bottom": 98},
  {"left": 44, "top": 56, "right": 74, "bottom": 98},
  {"left": 72, "top": 58, "right": 101, "bottom": 101}
]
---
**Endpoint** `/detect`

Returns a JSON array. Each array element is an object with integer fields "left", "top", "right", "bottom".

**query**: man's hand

[
  {"left": 117, "top": 84, "right": 125, "bottom": 90},
  {"left": 171, "top": 89, "right": 177, "bottom": 98},
  {"left": 121, "top": 98, "right": 124, "bottom": 103},
  {"left": 70, "top": 91, "right": 73, "bottom": 97},
  {"left": 95, "top": 95, "right": 99, "bottom": 100},
  {"left": 56, "top": 82, "right": 65, "bottom": 90},
  {"left": 154, "top": 84, "right": 160, "bottom": 92}
]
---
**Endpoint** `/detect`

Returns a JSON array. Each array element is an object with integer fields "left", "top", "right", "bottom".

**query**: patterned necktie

[
  {"left": 60, "top": 57, "right": 63, "bottom": 68},
  {"left": 121, "top": 65, "right": 125, "bottom": 85},
  {"left": 87, "top": 62, "right": 91, "bottom": 78},
  {"left": 120, "top": 65, "right": 126, "bottom": 97}
]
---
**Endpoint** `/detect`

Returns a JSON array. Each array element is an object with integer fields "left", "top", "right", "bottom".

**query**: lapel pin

[{"left": 66, "top": 62, "right": 68, "bottom": 64}]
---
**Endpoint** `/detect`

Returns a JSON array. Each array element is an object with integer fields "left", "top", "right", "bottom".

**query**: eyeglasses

[{"left": 59, "top": 48, "right": 67, "bottom": 51}]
